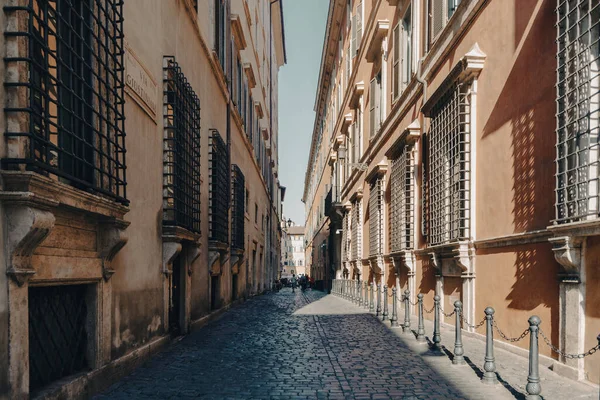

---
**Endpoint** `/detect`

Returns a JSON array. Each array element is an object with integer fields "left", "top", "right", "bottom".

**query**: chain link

[
  {"left": 460, "top": 314, "right": 486, "bottom": 330},
  {"left": 492, "top": 320, "right": 529, "bottom": 343},
  {"left": 539, "top": 329, "right": 600, "bottom": 359},
  {"left": 440, "top": 307, "right": 456, "bottom": 317},
  {"left": 409, "top": 300, "right": 419, "bottom": 306}
]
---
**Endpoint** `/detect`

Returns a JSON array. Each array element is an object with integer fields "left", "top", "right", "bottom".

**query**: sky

[{"left": 278, "top": 0, "right": 329, "bottom": 227}]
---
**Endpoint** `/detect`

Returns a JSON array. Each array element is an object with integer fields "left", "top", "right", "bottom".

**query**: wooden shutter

[
  {"left": 431, "top": 0, "right": 444, "bottom": 40},
  {"left": 351, "top": 14, "right": 357, "bottom": 57},
  {"left": 356, "top": 1, "right": 363, "bottom": 48},
  {"left": 392, "top": 23, "right": 400, "bottom": 100},
  {"left": 370, "top": 78, "right": 376, "bottom": 137}
]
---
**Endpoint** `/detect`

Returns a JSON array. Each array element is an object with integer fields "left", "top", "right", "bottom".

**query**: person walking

[{"left": 291, "top": 274, "right": 298, "bottom": 293}]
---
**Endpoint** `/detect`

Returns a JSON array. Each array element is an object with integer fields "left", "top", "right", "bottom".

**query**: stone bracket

[
  {"left": 549, "top": 236, "right": 583, "bottom": 282},
  {"left": 426, "top": 241, "right": 475, "bottom": 277},
  {"left": 162, "top": 240, "right": 182, "bottom": 276},
  {"left": 98, "top": 221, "right": 129, "bottom": 281},
  {"left": 391, "top": 251, "right": 416, "bottom": 277},
  {"left": 368, "top": 255, "right": 384, "bottom": 275},
  {"left": 209, "top": 241, "right": 228, "bottom": 276},
  {"left": 230, "top": 248, "right": 244, "bottom": 275},
  {"left": 6, "top": 206, "right": 56, "bottom": 286},
  {"left": 187, "top": 244, "right": 201, "bottom": 276}
]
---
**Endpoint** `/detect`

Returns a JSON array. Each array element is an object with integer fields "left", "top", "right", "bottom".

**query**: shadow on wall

[
  {"left": 479, "top": 245, "right": 560, "bottom": 345},
  {"left": 481, "top": 0, "right": 555, "bottom": 233},
  {"left": 418, "top": 256, "right": 436, "bottom": 295}
]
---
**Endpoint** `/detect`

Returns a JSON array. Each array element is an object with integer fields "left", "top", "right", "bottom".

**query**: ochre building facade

[
  {"left": 0, "top": 0, "right": 285, "bottom": 397},
  {"left": 303, "top": 0, "right": 599, "bottom": 385}
]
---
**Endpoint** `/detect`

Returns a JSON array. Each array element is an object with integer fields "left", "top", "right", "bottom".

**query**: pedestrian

[{"left": 291, "top": 273, "right": 298, "bottom": 293}]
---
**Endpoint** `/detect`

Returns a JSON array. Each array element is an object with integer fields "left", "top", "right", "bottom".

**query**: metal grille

[
  {"left": 29, "top": 285, "right": 89, "bottom": 392},
  {"left": 555, "top": 0, "right": 600, "bottom": 223},
  {"left": 209, "top": 129, "right": 230, "bottom": 244},
  {"left": 3, "top": 0, "right": 126, "bottom": 203},
  {"left": 342, "top": 212, "right": 349, "bottom": 261},
  {"left": 369, "top": 178, "right": 384, "bottom": 256},
  {"left": 390, "top": 145, "right": 415, "bottom": 252},
  {"left": 428, "top": 82, "right": 471, "bottom": 246},
  {"left": 231, "top": 164, "right": 245, "bottom": 251},
  {"left": 163, "top": 57, "right": 201, "bottom": 233},
  {"left": 351, "top": 199, "right": 362, "bottom": 260}
]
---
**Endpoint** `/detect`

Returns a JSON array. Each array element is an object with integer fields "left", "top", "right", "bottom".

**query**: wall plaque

[{"left": 125, "top": 45, "right": 158, "bottom": 120}]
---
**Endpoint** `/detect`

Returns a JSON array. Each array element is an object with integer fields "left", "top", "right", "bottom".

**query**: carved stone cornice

[
  {"left": 549, "top": 236, "right": 583, "bottom": 282},
  {"left": 366, "top": 161, "right": 388, "bottom": 184},
  {"left": 423, "top": 241, "right": 475, "bottom": 277},
  {"left": 366, "top": 20, "right": 390, "bottom": 63},
  {"left": 5, "top": 206, "right": 55, "bottom": 286},
  {"left": 1, "top": 171, "right": 129, "bottom": 220},
  {"left": 98, "top": 220, "right": 130, "bottom": 281},
  {"left": 350, "top": 82, "right": 365, "bottom": 109}
]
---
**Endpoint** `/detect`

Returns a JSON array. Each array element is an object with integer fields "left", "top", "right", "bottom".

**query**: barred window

[
  {"left": 555, "top": 0, "right": 600, "bottom": 223},
  {"left": 209, "top": 130, "right": 230, "bottom": 244},
  {"left": 370, "top": 72, "right": 382, "bottom": 137},
  {"left": 163, "top": 58, "right": 201, "bottom": 233},
  {"left": 369, "top": 178, "right": 384, "bottom": 256},
  {"left": 427, "top": 82, "right": 471, "bottom": 246},
  {"left": 231, "top": 165, "right": 245, "bottom": 251},
  {"left": 390, "top": 145, "right": 415, "bottom": 252},
  {"left": 342, "top": 212, "right": 349, "bottom": 261},
  {"left": 351, "top": 199, "right": 362, "bottom": 260},
  {"left": 4, "top": 0, "right": 126, "bottom": 203}
]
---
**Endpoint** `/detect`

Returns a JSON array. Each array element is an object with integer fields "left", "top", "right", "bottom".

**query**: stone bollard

[
  {"left": 417, "top": 294, "right": 426, "bottom": 343},
  {"left": 526, "top": 315, "right": 542, "bottom": 399},
  {"left": 356, "top": 280, "right": 361, "bottom": 305},
  {"left": 432, "top": 295, "right": 442, "bottom": 350},
  {"left": 382, "top": 285, "right": 389, "bottom": 321},
  {"left": 452, "top": 301, "right": 465, "bottom": 365},
  {"left": 391, "top": 287, "right": 399, "bottom": 327},
  {"left": 369, "top": 282, "right": 375, "bottom": 312},
  {"left": 482, "top": 307, "right": 498, "bottom": 384},
  {"left": 376, "top": 284, "right": 382, "bottom": 317},
  {"left": 403, "top": 290, "right": 411, "bottom": 333},
  {"left": 364, "top": 282, "right": 370, "bottom": 309}
]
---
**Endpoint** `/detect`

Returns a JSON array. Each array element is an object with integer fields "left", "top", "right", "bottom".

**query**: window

[
  {"left": 555, "top": 0, "right": 600, "bottom": 223},
  {"left": 163, "top": 58, "right": 202, "bottom": 233},
  {"left": 426, "top": 82, "right": 471, "bottom": 246},
  {"left": 390, "top": 144, "right": 415, "bottom": 252},
  {"left": 231, "top": 165, "right": 245, "bottom": 251},
  {"left": 342, "top": 211, "right": 350, "bottom": 261},
  {"left": 393, "top": 7, "right": 413, "bottom": 100},
  {"left": 370, "top": 72, "right": 382, "bottom": 137},
  {"left": 255, "top": 204, "right": 259, "bottom": 223},
  {"left": 430, "top": 0, "right": 461, "bottom": 45},
  {"left": 245, "top": 188, "right": 250, "bottom": 212},
  {"left": 214, "top": 0, "right": 229, "bottom": 73},
  {"left": 369, "top": 177, "right": 384, "bottom": 256},
  {"left": 4, "top": 0, "right": 127, "bottom": 203},
  {"left": 351, "top": 199, "right": 362, "bottom": 260},
  {"left": 357, "top": 1, "right": 363, "bottom": 50},
  {"left": 209, "top": 130, "right": 230, "bottom": 244}
]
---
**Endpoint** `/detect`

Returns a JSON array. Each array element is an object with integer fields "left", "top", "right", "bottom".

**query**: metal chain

[
  {"left": 424, "top": 304, "right": 435, "bottom": 314},
  {"left": 492, "top": 320, "right": 529, "bottom": 343},
  {"left": 460, "top": 314, "right": 486, "bottom": 330},
  {"left": 409, "top": 300, "right": 419, "bottom": 306},
  {"left": 439, "top": 307, "right": 455, "bottom": 317},
  {"left": 539, "top": 329, "right": 600, "bottom": 359}
]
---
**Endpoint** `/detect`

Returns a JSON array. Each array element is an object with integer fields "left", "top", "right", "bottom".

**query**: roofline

[{"left": 302, "top": 0, "right": 337, "bottom": 203}]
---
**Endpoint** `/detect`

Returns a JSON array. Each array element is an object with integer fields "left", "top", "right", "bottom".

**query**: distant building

[{"left": 281, "top": 222, "right": 305, "bottom": 277}]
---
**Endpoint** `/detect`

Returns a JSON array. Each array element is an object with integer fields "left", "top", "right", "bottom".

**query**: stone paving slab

[{"left": 95, "top": 290, "right": 599, "bottom": 399}]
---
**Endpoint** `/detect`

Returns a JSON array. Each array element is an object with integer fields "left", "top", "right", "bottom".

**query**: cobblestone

[{"left": 96, "top": 290, "right": 598, "bottom": 399}]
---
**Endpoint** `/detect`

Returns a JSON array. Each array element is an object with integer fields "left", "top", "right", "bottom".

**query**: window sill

[{"left": 0, "top": 171, "right": 129, "bottom": 220}]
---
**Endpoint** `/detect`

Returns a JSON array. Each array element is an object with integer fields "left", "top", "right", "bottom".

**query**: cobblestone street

[{"left": 96, "top": 290, "right": 599, "bottom": 400}]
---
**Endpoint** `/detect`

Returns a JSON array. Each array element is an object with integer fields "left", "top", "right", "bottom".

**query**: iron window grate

[
  {"left": 369, "top": 178, "right": 384, "bottom": 256},
  {"left": 3, "top": 0, "right": 127, "bottom": 203},
  {"left": 390, "top": 145, "right": 415, "bottom": 252},
  {"left": 231, "top": 164, "right": 245, "bottom": 251},
  {"left": 427, "top": 82, "right": 471, "bottom": 246},
  {"left": 209, "top": 129, "right": 230, "bottom": 244},
  {"left": 163, "top": 57, "right": 201, "bottom": 234},
  {"left": 555, "top": 0, "right": 600, "bottom": 223},
  {"left": 29, "top": 285, "right": 89, "bottom": 392}
]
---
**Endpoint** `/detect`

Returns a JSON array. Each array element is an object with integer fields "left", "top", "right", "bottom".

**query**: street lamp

[{"left": 286, "top": 218, "right": 292, "bottom": 228}]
